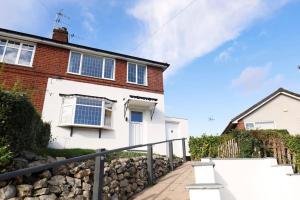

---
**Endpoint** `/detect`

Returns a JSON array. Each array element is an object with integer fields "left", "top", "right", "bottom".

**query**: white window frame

[
  {"left": 254, "top": 121, "right": 275, "bottom": 129},
  {"left": 59, "top": 96, "right": 114, "bottom": 129},
  {"left": 0, "top": 36, "right": 36, "bottom": 67},
  {"left": 245, "top": 122, "right": 255, "bottom": 130},
  {"left": 126, "top": 62, "right": 148, "bottom": 86},
  {"left": 67, "top": 51, "right": 115, "bottom": 80},
  {"left": 245, "top": 121, "right": 276, "bottom": 130}
]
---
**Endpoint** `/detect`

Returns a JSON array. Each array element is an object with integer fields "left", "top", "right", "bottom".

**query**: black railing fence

[{"left": 0, "top": 138, "right": 187, "bottom": 200}]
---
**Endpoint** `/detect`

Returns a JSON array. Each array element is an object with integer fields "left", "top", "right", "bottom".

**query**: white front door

[{"left": 129, "top": 111, "right": 144, "bottom": 145}]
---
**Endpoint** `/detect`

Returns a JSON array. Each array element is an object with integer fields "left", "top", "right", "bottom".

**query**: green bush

[
  {"left": 0, "top": 145, "right": 13, "bottom": 171},
  {"left": 189, "top": 130, "right": 300, "bottom": 161},
  {"left": 0, "top": 89, "right": 51, "bottom": 153}
]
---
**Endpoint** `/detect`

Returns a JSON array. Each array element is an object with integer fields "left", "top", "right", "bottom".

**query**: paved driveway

[{"left": 133, "top": 162, "right": 193, "bottom": 200}]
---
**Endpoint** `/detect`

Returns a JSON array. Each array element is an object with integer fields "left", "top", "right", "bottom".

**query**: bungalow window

[
  {"left": 127, "top": 63, "right": 147, "bottom": 85},
  {"left": 60, "top": 95, "right": 113, "bottom": 128},
  {"left": 0, "top": 39, "right": 35, "bottom": 67},
  {"left": 68, "top": 51, "right": 115, "bottom": 80}
]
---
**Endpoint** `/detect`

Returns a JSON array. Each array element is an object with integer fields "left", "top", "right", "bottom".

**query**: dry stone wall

[{"left": 0, "top": 155, "right": 182, "bottom": 200}]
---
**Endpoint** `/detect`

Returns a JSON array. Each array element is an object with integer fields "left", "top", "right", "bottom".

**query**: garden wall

[{"left": 0, "top": 155, "right": 182, "bottom": 200}]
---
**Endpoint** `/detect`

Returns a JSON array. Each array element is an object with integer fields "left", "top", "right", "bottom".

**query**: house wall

[
  {"left": 0, "top": 40, "right": 164, "bottom": 113},
  {"left": 165, "top": 117, "right": 189, "bottom": 157},
  {"left": 243, "top": 94, "right": 300, "bottom": 135},
  {"left": 42, "top": 78, "right": 167, "bottom": 154}
]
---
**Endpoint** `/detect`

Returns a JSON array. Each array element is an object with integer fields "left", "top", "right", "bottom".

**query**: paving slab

[{"left": 133, "top": 162, "right": 193, "bottom": 200}]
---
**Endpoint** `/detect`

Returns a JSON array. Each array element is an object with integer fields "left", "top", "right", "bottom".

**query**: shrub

[
  {"left": 0, "top": 89, "right": 51, "bottom": 153},
  {"left": 0, "top": 145, "right": 13, "bottom": 170},
  {"left": 189, "top": 130, "right": 300, "bottom": 161}
]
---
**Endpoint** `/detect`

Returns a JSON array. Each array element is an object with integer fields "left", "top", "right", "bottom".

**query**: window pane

[
  {"left": 18, "top": 50, "right": 33, "bottom": 65},
  {"left": 69, "top": 52, "right": 81, "bottom": 73},
  {"left": 0, "top": 39, "right": 6, "bottom": 45},
  {"left": 245, "top": 123, "right": 254, "bottom": 130},
  {"left": 81, "top": 55, "right": 103, "bottom": 78},
  {"left": 255, "top": 121, "right": 274, "bottom": 129},
  {"left": 137, "top": 65, "right": 146, "bottom": 85},
  {"left": 104, "top": 58, "right": 114, "bottom": 79},
  {"left": 21, "top": 44, "right": 34, "bottom": 51},
  {"left": 128, "top": 63, "right": 136, "bottom": 83},
  {"left": 0, "top": 46, "right": 4, "bottom": 59},
  {"left": 104, "top": 109, "right": 112, "bottom": 127},
  {"left": 77, "top": 97, "right": 102, "bottom": 107},
  {"left": 131, "top": 111, "right": 143, "bottom": 122},
  {"left": 74, "top": 105, "right": 102, "bottom": 126},
  {"left": 3, "top": 47, "right": 18, "bottom": 64},
  {"left": 7, "top": 41, "right": 20, "bottom": 48}
]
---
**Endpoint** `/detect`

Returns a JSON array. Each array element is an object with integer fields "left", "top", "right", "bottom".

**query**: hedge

[
  {"left": 189, "top": 130, "right": 300, "bottom": 162},
  {"left": 0, "top": 89, "right": 51, "bottom": 153}
]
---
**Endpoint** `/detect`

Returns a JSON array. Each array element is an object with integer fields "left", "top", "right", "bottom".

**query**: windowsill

[
  {"left": 66, "top": 72, "right": 116, "bottom": 81},
  {"left": 1, "top": 61, "right": 33, "bottom": 68},
  {"left": 59, "top": 123, "right": 113, "bottom": 130},
  {"left": 126, "top": 81, "right": 148, "bottom": 87}
]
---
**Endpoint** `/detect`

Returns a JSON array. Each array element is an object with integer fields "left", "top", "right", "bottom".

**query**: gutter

[{"left": 0, "top": 29, "right": 169, "bottom": 70}]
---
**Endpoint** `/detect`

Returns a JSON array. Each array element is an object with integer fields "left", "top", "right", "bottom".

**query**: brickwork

[{"left": 0, "top": 43, "right": 164, "bottom": 113}]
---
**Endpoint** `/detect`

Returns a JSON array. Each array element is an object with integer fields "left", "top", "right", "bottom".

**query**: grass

[
  {"left": 39, "top": 148, "right": 146, "bottom": 161},
  {"left": 39, "top": 148, "right": 96, "bottom": 158}
]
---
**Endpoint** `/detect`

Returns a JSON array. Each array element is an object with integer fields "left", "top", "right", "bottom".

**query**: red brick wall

[
  {"left": 236, "top": 120, "right": 245, "bottom": 130},
  {"left": 0, "top": 43, "right": 164, "bottom": 113}
]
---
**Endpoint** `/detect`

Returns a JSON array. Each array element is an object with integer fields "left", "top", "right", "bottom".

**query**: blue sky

[{"left": 0, "top": 0, "right": 299, "bottom": 136}]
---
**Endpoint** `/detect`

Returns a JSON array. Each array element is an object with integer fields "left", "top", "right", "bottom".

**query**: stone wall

[{"left": 0, "top": 155, "right": 182, "bottom": 200}]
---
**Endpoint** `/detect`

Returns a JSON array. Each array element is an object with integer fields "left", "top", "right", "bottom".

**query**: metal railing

[{"left": 0, "top": 138, "right": 187, "bottom": 200}]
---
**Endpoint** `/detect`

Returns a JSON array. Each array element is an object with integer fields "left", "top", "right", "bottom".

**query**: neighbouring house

[
  {"left": 0, "top": 27, "right": 188, "bottom": 155},
  {"left": 223, "top": 88, "right": 300, "bottom": 135}
]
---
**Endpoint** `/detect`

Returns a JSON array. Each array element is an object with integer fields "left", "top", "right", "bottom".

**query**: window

[
  {"left": 0, "top": 38, "right": 35, "bottom": 66},
  {"left": 245, "top": 123, "right": 255, "bottom": 130},
  {"left": 127, "top": 63, "right": 147, "bottom": 85},
  {"left": 60, "top": 95, "right": 113, "bottom": 128},
  {"left": 68, "top": 51, "right": 115, "bottom": 80},
  {"left": 245, "top": 121, "right": 275, "bottom": 130},
  {"left": 131, "top": 111, "right": 143, "bottom": 122},
  {"left": 255, "top": 121, "right": 275, "bottom": 129}
]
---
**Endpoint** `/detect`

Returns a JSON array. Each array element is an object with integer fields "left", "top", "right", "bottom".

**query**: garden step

[{"left": 186, "top": 183, "right": 223, "bottom": 200}]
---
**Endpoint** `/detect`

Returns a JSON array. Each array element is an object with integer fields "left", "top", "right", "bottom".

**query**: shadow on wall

[{"left": 214, "top": 170, "right": 237, "bottom": 200}]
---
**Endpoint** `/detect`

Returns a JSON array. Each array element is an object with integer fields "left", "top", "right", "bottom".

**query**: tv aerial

[{"left": 208, "top": 116, "right": 215, "bottom": 121}]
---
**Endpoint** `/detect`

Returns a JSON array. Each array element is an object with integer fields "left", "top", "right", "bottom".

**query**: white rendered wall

[
  {"left": 189, "top": 189, "right": 221, "bottom": 200},
  {"left": 165, "top": 117, "right": 189, "bottom": 157},
  {"left": 243, "top": 94, "right": 300, "bottom": 135},
  {"left": 211, "top": 158, "right": 300, "bottom": 200},
  {"left": 42, "top": 78, "right": 167, "bottom": 154}
]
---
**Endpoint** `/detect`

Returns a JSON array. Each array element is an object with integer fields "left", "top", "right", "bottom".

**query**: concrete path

[{"left": 133, "top": 162, "right": 193, "bottom": 200}]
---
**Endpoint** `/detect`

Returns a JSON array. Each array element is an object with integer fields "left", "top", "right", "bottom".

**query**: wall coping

[{"left": 186, "top": 183, "right": 223, "bottom": 190}]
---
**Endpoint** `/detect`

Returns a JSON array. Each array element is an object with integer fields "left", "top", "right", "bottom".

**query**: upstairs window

[
  {"left": 127, "top": 63, "right": 147, "bottom": 85},
  {"left": 60, "top": 95, "right": 114, "bottom": 128},
  {"left": 68, "top": 51, "right": 115, "bottom": 80},
  {"left": 0, "top": 38, "right": 35, "bottom": 67}
]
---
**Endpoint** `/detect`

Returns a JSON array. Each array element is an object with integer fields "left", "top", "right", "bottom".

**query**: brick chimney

[{"left": 52, "top": 27, "right": 68, "bottom": 43}]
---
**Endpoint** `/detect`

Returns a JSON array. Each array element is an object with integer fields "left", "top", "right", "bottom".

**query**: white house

[
  {"left": 0, "top": 27, "right": 189, "bottom": 155},
  {"left": 223, "top": 88, "right": 300, "bottom": 135}
]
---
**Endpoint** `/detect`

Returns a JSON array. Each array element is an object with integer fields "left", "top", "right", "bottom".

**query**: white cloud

[
  {"left": 215, "top": 46, "right": 234, "bottom": 62},
  {"left": 231, "top": 62, "right": 283, "bottom": 96},
  {"left": 129, "top": 0, "right": 289, "bottom": 78},
  {"left": 81, "top": 8, "right": 96, "bottom": 33},
  {"left": 0, "top": 0, "right": 48, "bottom": 33}
]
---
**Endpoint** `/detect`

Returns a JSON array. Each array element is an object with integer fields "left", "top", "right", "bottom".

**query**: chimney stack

[{"left": 52, "top": 27, "right": 68, "bottom": 43}]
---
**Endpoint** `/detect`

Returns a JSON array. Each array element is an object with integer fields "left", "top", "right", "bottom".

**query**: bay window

[
  {"left": 0, "top": 38, "right": 35, "bottom": 67},
  {"left": 68, "top": 51, "right": 115, "bottom": 80},
  {"left": 60, "top": 95, "right": 114, "bottom": 128},
  {"left": 127, "top": 63, "right": 147, "bottom": 85}
]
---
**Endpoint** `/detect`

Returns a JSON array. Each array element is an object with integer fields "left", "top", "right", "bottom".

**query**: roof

[
  {"left": 0, "top": 28, "right": 170, "bottom": 70},
  {"left": 222, "top": 88, "right": 300, "bottom": 134}
]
